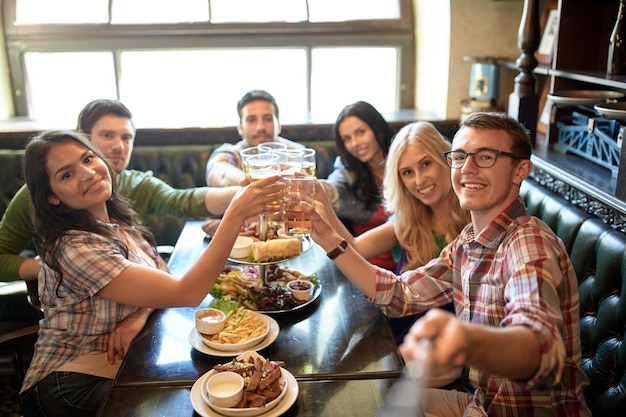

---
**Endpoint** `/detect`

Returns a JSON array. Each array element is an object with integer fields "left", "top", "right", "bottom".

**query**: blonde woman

[
  {"left": 316, "top": 122, "right": 470, "bottom": 387},
  {"left": 384, "top": 122, "right": 470, "bottom": 273}
]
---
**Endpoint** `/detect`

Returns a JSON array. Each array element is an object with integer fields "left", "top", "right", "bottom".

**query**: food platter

[
  {"left": 547, "top": 90, "right": 625, "bottom": 106},
  {"left": 242, "top": 282, "right": 321, "bottom": 315},
  {"left": 188, "top": 316, "right": 280, "bottom": 357},
  {"left": 200, "top": 310, "right": 271, "bottom": 352},
  {"left": 210, "top": 280, "right": 322, "bottom": 316},
  {"left": 594, "top": 102, "right": 626, "bottom": 120},
  {"left": 200, "top": 369, "right": 288, "bottom": 416},
  {"left": 210, "top": 265, "right": 321, "bottom": 315},
  {"left": 228, "top": 236, "right": 313, "bottom": 265},
  {"left": 190, "top": 364, "right": 298, "bottom": 417}
]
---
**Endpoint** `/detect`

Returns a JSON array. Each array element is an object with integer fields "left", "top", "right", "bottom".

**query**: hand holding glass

[
  {"left": 275, "top": 149, "right": 303, "bottom": 177},
  {"left": 246, "top": 153, "right": 282, "bottom": 210},
  {"left": 240, "top": 146, "right": 269, "bottom": 177},
  {"left": 301, "top": 148, "right": 317, "bottom": 177},
  {"left": 283, "top": 176, "right": 315, "bottom": 236}
]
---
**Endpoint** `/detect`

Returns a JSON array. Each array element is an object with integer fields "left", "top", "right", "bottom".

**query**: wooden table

[
  {"left": 98, "top": 221, "right": 404, "bottom": 416},
  {"left": 98, "top": 378, "right": 396, "bottom": 417}
]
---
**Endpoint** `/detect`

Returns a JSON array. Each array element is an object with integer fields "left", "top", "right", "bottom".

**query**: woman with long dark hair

[
  {"left": 321, "top": 101, "right": 396, "bottom": 270},
  {"left": 18, "top": 130, "right": 282, "bottom": 417}
]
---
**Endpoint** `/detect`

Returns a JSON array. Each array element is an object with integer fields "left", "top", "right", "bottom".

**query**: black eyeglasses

[{"left": 443, "top": 149, "right": 526, "bottom": 169}]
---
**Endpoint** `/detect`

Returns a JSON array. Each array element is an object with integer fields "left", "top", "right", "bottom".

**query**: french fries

[{"left": 205, "top": 307, "right": 267, "bottom": 344}]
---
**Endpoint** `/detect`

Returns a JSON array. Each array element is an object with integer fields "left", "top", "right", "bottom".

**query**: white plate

[
  {"left": 189, "top": 316, "right": 279, "bottom": 357},
  {"left": 200, "top": 312, "right": 270, "bottom": 352},
  {"left": 228, "top": 236, "right": 313, "bottom": 265},
  {"left": 594, "top": 102, "right": 626, "bottom": 120},
  {"left": 190, "top": 367, "right": 298, "bottom": 417},
  {"left": 200, "top": 368, "right": 289, "bottom": 416},
  {"left": 548, "top": 90, "right": 624, "bottom": 105}
]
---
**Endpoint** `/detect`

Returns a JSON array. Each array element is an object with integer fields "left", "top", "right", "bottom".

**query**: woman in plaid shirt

[{"left": 18, "top": 130, "right": 283, "bottom": 417}]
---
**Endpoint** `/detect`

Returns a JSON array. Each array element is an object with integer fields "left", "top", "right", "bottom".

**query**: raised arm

[
  {"left": 205, "top": 145, "right": 246, "bottom": 187},
  {"left": 301, "top": 199, "right": 379, "bottom": 298},
  {"left": 400, "top": 308, "right": 541, "bottom": 381},
  {"left": 203, "top": 186, "right": 240, "bottom": 215},
  {"left": 315, "top": 180, "right": 398, "bottom": 259},
  {"left": 97, "top": 175, "right": 284, "bottom": 307},
  {"left": 0, "top": 184, "right": 40, "bottom": 281}
]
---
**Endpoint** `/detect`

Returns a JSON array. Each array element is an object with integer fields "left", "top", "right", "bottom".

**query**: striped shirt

[
  {"left": 21, "top": 224, "right": 158, "bottom": 393},
  {"left": 372, "top": 198, "right": 591, "bottom": 416}
]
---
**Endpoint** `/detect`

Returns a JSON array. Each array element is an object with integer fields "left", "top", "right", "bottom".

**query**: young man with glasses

[{"left": 304, "top": 112, "right": 591, "bottom": 416}]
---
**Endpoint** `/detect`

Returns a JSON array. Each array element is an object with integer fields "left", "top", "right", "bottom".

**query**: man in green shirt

[{"left": 0, "top": 99, "right": 240, "bottom": 282}]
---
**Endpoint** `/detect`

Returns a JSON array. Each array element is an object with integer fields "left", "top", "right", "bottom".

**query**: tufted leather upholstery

[{"left": 521, "top": 178, "right": 626, "bottom": 415}]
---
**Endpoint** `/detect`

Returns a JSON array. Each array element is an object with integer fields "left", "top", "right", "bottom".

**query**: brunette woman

[
  {"left": 18, "top": 131, "right": 282, "bottom": 417},
  {"left": 322, "top": 101, "right": 396, "bottom": 270}
]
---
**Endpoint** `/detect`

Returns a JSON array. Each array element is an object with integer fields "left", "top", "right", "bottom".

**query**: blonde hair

[{"left": 383, "top": 122, "right": 471, "bottom": 271}]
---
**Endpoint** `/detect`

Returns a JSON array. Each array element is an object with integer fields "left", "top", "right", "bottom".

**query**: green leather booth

[
  {"left": 520, "top": 178, "right": 626, "bottom": 415},
  {"left": 1, "top": 141, "right": 339, "bottom": 246}
]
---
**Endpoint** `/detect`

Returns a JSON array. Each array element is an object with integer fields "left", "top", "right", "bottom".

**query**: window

[{"left": 3, "top": 0, "right": 414, "bottom": 127}]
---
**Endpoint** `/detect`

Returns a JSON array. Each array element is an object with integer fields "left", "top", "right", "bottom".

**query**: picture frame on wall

[{"left": 537, "top": 8, "right": 559, "bottom": 66}]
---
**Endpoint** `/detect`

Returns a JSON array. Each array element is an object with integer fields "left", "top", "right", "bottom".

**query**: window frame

[{"left": 2, "top": 0, "right": 415, "bottom": 119}]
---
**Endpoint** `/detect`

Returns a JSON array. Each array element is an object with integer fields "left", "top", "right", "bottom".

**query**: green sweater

[{"left": 0, "top": 169, "right": 211, "bottom": 281}]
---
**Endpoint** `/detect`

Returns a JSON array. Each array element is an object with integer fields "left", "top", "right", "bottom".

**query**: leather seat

[{"left": 521, "top": 178, "right": 626, "bottom": 415}]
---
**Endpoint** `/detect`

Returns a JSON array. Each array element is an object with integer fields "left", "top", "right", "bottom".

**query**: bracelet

[{"left": 327, "top": 239, "right": 348, "bottom": 260}]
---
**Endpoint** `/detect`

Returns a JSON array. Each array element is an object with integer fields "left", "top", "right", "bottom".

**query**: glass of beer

[
  {"left": 246, "top": 153, "right": 281, "bottom": 209},
  {"left": 240, "top": 146, "right": 269, "bottom": 178},
  {"left": 258, "top": 142, "right": 287, "bottom": 153},
  {"left": 283, "top": 176, "right": 315, "bottom": 236},
  {"left": 274, "top": 149, "right": 303, "bottom": 177},
  {"left": 301, "top": 148, "right": 316, "bottom": 177}
]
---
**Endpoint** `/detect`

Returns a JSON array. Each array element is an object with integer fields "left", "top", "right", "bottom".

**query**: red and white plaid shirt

[{"left": 373, "top": 197, "right": 591, "bottom": 417}]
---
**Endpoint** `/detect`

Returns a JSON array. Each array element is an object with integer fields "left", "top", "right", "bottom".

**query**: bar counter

[{"left": 99, "top": 221, "right": 404, "bottom": 416}]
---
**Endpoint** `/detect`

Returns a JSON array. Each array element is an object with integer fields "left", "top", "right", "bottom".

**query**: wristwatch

[{"left": 326, "top": 239, "right": 348, "bottom": 260}]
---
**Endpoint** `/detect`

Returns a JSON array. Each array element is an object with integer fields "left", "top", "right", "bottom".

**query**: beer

[{"left": 282, "top": 176, "right": 315, "bottom": 235}]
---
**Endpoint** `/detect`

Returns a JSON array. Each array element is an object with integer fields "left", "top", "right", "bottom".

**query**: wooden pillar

[{"left": 508, "top": 0, "right": 540, "bottom": 143}]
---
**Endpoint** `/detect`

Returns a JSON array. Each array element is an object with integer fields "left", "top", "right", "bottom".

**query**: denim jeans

[{"left": 19, "top": 372, "right": 112, "bottom": 417}]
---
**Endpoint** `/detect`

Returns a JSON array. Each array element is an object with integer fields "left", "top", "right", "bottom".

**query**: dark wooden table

[{"left": 98, "top": 221, "right": 404, "bottom": 416}]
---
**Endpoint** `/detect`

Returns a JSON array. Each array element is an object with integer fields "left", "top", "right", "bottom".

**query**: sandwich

[{"left": 251, "top": 238, "right": 301, "bottom": 262}]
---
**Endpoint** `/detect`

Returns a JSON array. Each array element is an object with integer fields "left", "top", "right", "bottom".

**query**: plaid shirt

[
  {"left": 21, "top": 224, "right": 158, "bottom": 393},
  {"left": 373, "top": 198, "right": 591, "bottom": 416},
  {"left": 206, "top": 141, "right": 245, "bottom": 172}
]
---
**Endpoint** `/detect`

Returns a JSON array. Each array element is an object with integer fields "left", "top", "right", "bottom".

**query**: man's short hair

[
  {"left": 76, "top": 99, "right": 134, "bottom": 135},
  {"left": 457, "top": 112, "right": 532, "bottom": 159},
  {"left": 236, "top": 90, "right": 279, "bottom": 120}
]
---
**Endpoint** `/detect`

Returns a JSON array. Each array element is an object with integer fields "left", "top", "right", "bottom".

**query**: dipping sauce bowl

[
  {"left": 205, "top": 371, "right": 244, "bottom": 408},
  {"left": 195, "top": 308, "right": 226, "bottom": 335},
  {"left": 230, "top": 236, "right": 254, "bottom": 259},
  {"left": 287, "top": 279, "right": 314, "bottom": 301}
]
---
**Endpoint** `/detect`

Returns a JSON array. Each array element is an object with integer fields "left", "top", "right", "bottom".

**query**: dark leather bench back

[
  {"left": 1, "top": 142, "right": 339, "bottom": 246},
  {"left": 521, "top": 178, "right": 626, "bottom": 415}
]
